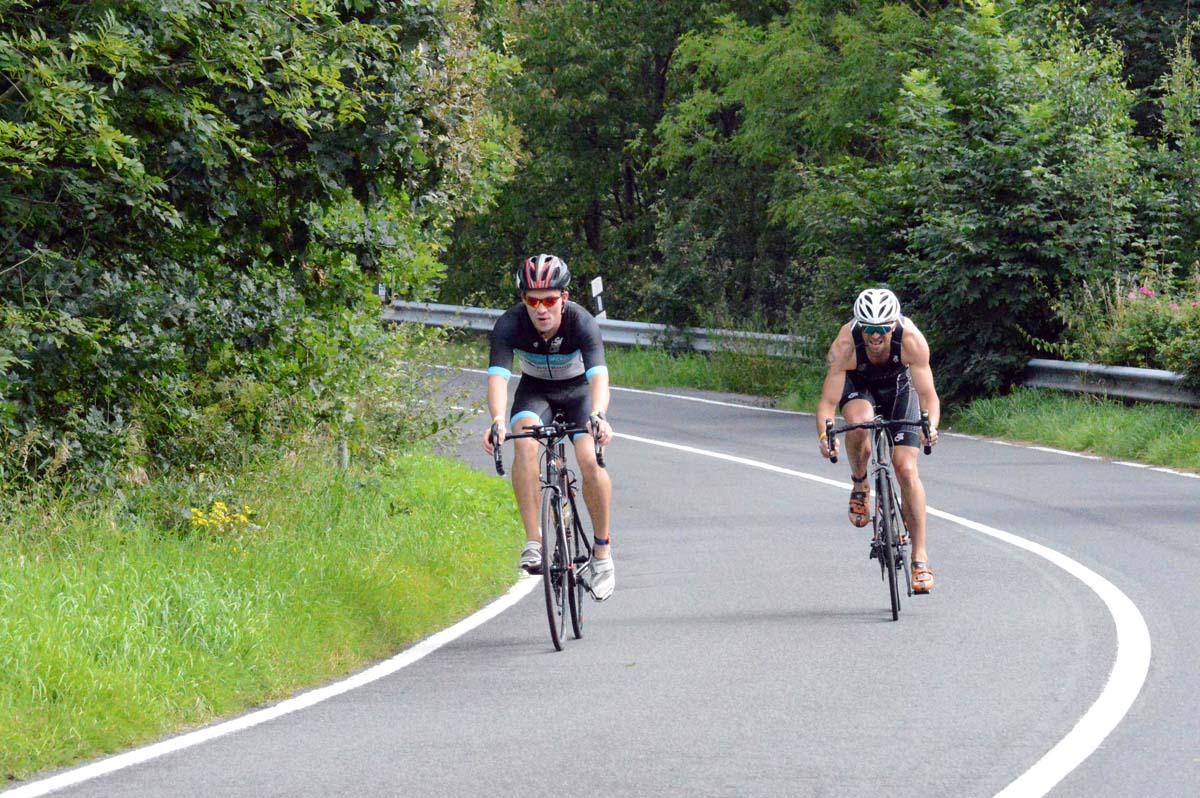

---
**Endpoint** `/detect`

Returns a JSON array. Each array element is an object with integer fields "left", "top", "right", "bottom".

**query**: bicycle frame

[
  {"left": 492, "top": 416, "right": 604, "bottom": 649},
  {"left": 825, "top": 411, "right": 931, "bottom": 620}
]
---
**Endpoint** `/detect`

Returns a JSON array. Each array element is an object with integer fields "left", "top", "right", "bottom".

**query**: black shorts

[
  {"left": 510, "top": 375, "right": 591, "bottom": 437},
  {"left": 837, "top": 373, "right": 921, "bottom": 448}
]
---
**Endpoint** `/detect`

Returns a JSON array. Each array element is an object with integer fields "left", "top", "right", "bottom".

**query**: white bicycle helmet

[{"left": 853, "top": 288, "right": 902, "bottom": 325}]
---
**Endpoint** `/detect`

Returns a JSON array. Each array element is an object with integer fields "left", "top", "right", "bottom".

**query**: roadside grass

[
  {"left": 440, "top": 333, "right": 1198, "bottom": 471},
  {"left": 950, "top": 387, "right": 1200, "bottom": 471},
  {"left": 0, "top": 444, "right": 521, "bottom": 781}
]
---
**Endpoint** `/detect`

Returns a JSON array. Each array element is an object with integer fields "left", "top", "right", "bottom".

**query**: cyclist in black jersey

[
  {"left": 816, "top": 288, "right": 942, "bottom": 593},
  {"left": 481, "top": 254, "right": 616, "bottom": 600}
]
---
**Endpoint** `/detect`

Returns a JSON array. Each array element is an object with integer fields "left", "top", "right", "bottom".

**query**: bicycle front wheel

[
  {"left": 541, "top": 488, "right": 568, "bottom": 650},
  {"left": 876, "top": 474, "right": 901, "bottom": 621},
  {"left": 566, "top": 493, "right": 587, "bottom": 639}
]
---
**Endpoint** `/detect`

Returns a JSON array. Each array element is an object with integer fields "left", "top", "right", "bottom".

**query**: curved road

[{"left": 6, "top": 376, "right": 1197, "bottom": 797}]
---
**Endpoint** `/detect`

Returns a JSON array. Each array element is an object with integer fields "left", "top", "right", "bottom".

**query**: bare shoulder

[
  {"left": 825, "top": 322, "right": 857, "bottom": 371},
  {"left": 901, "top": 318, "right": 931, "bottom": 366}
]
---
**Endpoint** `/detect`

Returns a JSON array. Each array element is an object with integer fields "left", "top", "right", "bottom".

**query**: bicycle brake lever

[
  {"left": 825, "top": 419, "right": 838, "bottom": 463},
  {"left": 491, "top": 425, "right": 505, "bottom": 475}
]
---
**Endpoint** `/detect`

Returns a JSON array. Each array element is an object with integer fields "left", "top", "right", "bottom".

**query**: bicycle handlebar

[
  {"left": 824, "top": 411, "right": 933, "bottom": 464},
  {"left": 491, "top": 421, "right": 606, "bottom": 475}
]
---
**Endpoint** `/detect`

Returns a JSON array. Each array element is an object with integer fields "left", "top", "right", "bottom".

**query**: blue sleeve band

[
  {"left": 585, "top": 365, "right": 608, "bottom": 380},
  {"left": 488, "top": 366, "right": 512, "bottom": 380}
]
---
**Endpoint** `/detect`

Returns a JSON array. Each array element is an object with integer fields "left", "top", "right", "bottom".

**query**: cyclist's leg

[
  {"left": 510, "top": 378, "right": 553, "bottom": 547},
  {"left": 838, "top": 376, "right": 876, "bottom": 526},
  {"left": 553, "top": 377, "right": 615, "bottom": 599},
  {"left": 546, "top": 377, "right": 609, "bottom": 549},
  {"left": 572, "top": 434, "right": 610, "bottom": 550},
  {"left": 888, "top": 381, "right": 933, "bottom": 590}
]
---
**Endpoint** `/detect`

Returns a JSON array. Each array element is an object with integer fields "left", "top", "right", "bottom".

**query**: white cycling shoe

[
  {"left": 519, "top": 540, "right": 542, "bottom": 573},
  {"left": 584, "top": 555, "right": 615, "bottom": 601}
]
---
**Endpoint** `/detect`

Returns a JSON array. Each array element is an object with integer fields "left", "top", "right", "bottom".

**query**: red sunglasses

[{"left": 523, "top": 294, "right": 562, "bottom": 309}]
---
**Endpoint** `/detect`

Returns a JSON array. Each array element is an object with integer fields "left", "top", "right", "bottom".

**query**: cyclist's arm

[
  {"left": 584, "top": 369, "right": 611, "bottom": 444},
  {"left": 484, "top": 314, "right": 518, "bottom": 453},
  {"left": 816, "top": 326, "right": 854, "bottom": 438},
  {"left": 486, "top": 374, "right": 509, "bottom": 427},
  {"left": 482, "top": 372, "right": 510, "bottom": 455},
  {"left": 576, "top": 305, "right": 613, "bottom": 444},
  {"left": 903, "top": 324, "right": 941, "bottom": 437}
]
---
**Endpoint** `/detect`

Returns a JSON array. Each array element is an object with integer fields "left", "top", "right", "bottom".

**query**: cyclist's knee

[
  {"left": 894, "top": 459, "right": 920, "bottom": 486},
  {"left": 513, "top": 437, "right": 537, "bottom": 460},
  {"left": 579, "top": 458, "right": 607, "bottom": 483}
]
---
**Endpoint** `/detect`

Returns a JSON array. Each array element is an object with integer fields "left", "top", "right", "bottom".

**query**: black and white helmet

[
  {"left": 853, "top": 288, "right": 902, "bottom": 325},
  {"left": 516, "top": 253, "right": 570, "bottom": 291}
]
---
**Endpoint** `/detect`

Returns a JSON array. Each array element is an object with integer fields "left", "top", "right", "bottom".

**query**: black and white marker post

[{"left": 591, "top": 276, "right": 606, "bottom": 319}]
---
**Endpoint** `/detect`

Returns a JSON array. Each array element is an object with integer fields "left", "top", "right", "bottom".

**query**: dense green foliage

[
  {"left": 442, "top": 0, "right": 1200, "bottom": 402},
  {"left": 0, "top": 0, "right": 516, "bottom": 484},
  {"left": 878, "top": 1, "right": 1142, "bottom": 397},
  {"left": 6, "top": 0, "right": 1200, "bottom": 474},
  {"left": 440, "top": 0, "right": 787, "bottom": 314}
]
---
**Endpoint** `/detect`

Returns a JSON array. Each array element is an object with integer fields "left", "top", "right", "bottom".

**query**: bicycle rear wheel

[
  {"left": 876, "top": 474, "right": 901, "bottom": 621},
  {"left": 541, "top": 489, "right": 568, "bottom": 650},
  {"left": 566, "top": 493, "right": 588, "bottom": 639}
]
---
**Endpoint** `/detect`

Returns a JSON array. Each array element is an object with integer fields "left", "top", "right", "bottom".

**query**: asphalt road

[{"left": 8, "top": 374, "right": 1197, "bottom": 797}]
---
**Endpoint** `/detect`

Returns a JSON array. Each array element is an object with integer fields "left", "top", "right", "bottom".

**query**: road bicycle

[
  {"left": 493, "top": 415, "right": 605, "bottom": 651},
  {"left": 825, "top": 411, "right": 932, "bottom": 621}
]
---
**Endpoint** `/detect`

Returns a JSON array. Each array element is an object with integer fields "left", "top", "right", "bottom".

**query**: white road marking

[
  {"left": 1, "top": 577, "right": 541, "bottom": 798},
  {"left": 615, "top": 431, "right": 1152, "bottom": 798},
  {"left": 611, "top": 385, "right": 809, "bottom": 414},
  {"left": 1029, "top": 446, "right": 1102, "bottom": 460}
]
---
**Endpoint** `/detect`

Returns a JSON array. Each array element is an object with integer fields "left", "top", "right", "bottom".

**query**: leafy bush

[
  {"left": 1053, "top": 275, "right": 1200, "bottom": 384},
  {"left": 0, "top": 1, "right": 515, "bottom": 489},
  {"left": 882, "top": 1, "right": 1143, "bottom": 400}
]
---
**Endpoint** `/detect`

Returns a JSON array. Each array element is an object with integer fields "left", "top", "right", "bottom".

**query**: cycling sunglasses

[
  {"left": 862, "top": 323, "right": 894, "bottom": 335},
  {"left": 523, "top": 294, "right": 562, "bottom": 309}
]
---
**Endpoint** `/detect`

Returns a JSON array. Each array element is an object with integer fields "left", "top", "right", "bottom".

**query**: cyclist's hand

[
  {"left": 483, "top": 421, "right": 507, "bottom": 455},
  {"left": 818, "top": 436, "right": 835, "bottom": 460},
  {"left": 923, "top": 425, "right": 939, "bottom": 448},
  {"left": 588, "top": 415, "right": 613, "bottom": 447}
]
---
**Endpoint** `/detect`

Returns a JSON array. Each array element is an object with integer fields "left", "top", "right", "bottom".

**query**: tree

[
  {"left": 886, "top": 0, "right": 1142, "bottom": 397},
  {"left": 440, "top": 0, "right": 785, "bottom": 315},
  {"left": 0, "top": 0, "right": 515, "bottom": 482}
]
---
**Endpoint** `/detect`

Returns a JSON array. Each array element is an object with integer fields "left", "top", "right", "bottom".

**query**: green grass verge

[
  {"left": 0, "top": 446, "right": 521, "bottom": 781},
  {"left": 950, "top": 387, "right": 1200, "bottom": 471}
]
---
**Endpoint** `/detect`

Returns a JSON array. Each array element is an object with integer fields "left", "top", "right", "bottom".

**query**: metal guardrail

[
  {"left": 384, "top": 301, "right": 812, "bottom": 357},
  {"left": 1023, "top": 359, "right": 1199, "bottom": 407},
  {"left": 384, "top": 300, "right": 1199, "bottom": 406}
]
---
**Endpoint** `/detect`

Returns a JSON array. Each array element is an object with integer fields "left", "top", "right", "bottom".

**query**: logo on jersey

[{"left": 549, "top": 336, "right": 563, "bottom": 353}]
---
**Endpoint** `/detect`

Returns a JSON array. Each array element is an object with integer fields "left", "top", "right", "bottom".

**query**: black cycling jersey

[
  {"left": 488, "top": 300, "right": 607, "bottom": 382},
  {"left": 839, "top": 317, "right": 920, "bottom": 446},
  {"left": 851, "top": 317, "right": 907, "bottom": 388}
]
